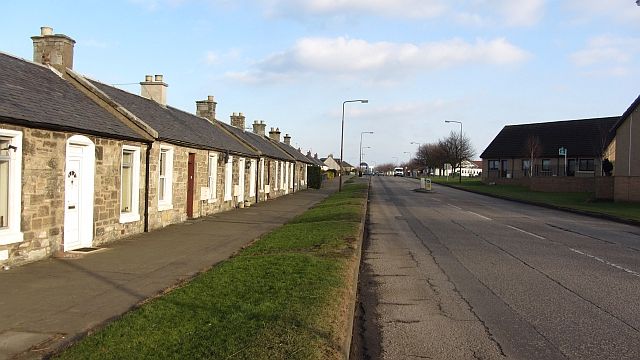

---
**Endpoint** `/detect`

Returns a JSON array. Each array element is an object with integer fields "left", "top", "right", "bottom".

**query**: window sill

[
  {"left": 0, "top": 230, "right": 24, "bottom": 246},
  {"left": 119, "top": 212, "right": 141, "bottom": 224},
  {"left": 207, "top": 198, "right": 218, "bottom": 204},
  {"left": 158, "top": 203, "right": 174, "bottom": 212}
]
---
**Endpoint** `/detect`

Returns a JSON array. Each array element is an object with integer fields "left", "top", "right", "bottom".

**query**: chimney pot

[
  {"left": 154, "top": 74, "right": 163, "bottom": 82},
  {"left": 41, "top": 26, "right": 53, "bottom": 36},
  {"left": 145, "top": 75, "right": 153, "bottom": 82},
  {"left": 252, "top": 120, "right": 266, "bottom": 136},
  {"left": 208, "top": 95, "right": 214, "bottom": 101}
]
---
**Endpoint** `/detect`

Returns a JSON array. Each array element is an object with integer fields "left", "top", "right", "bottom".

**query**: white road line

[
  {"left": 506, "top": 225, "right": 546, "bottom": 239},
  {"left": 468, "top": 211, "right": 492, "bottom": 221},
  {"left": 569, "top": 248, "right": 640, "bottom": 278},
  {"left": 447, "top": 204, "right": 461, "bottom": 210}
]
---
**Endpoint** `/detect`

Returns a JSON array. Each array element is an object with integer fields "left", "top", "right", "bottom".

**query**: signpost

[{"left": 559, "top": 147, "right": 567, "bottom": 176}]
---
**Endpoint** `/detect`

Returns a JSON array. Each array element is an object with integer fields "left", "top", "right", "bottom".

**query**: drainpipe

[
  {"left": 144, "top": 142, "right": 152, "bottom": 232},
  {"left": 630, "top": 113, "right": 633, "bottom": 177}
]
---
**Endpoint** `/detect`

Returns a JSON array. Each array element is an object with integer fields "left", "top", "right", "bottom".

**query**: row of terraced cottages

[{"left": 0, "top": 27, "right": 317, "bottom": 266}]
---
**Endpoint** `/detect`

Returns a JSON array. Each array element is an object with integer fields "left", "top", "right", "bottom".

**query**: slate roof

[
  {"left": 0, "top": 52, "right": 144, "bottom": 140},
  {"left": 271, "top": 140, "right": 314, "bottom": 164},
  {"left": 612, "top": 94, "right": 640, "bottom": 133},
  {"left": 89, "top": 79, "right": 256, "bottom": 156},
  {"left": 216, "top": 122, "right": 293, "bottom": 161},
  {"left": 480, "top": 117, "right": 619, "bottom": 159}
]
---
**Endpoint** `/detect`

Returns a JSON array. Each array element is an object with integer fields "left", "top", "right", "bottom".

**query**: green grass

[
  {"left": 430, "top": 177, "right": 640, "bottom": 222},
  {"left": 56, "top": 183, "right": 368, "bottom": 360}
]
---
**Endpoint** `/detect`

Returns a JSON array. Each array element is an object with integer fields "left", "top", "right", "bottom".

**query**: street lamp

[
  {"left": 359, "top": 131, "right": 374, "bottom": 176},
  {"left": 445, "top": 120, "right": 463, "bottom": 183},
  {"left": 411, "top": 141, "right": 424, "bottom": 175},
  {"left": 339, "top": 99, "right": 369, "bottom": 191}
]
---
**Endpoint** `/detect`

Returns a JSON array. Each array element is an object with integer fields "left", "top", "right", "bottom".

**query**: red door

[{"left": 187, "top": 153, "right": 195, "bottom": 218}]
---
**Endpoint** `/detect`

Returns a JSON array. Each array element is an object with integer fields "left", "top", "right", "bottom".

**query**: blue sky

[{"left": 2, "top": 0, "right": 639, "bottom": 167}]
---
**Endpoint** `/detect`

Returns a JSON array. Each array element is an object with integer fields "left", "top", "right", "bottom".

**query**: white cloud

[
  {"left": 226, "top": 36, "right": 530, "bottom": 83},
  {"left": 571, "top": 35, "right": 640, "bottom": 76},
  {"left": 499, "top": 0, "right": 545, "bottom": 27},
  {"left": 260, "top": 0, "right": 447, "bottom": 19},
  {"left": 204, "top": 51, "right": 219, "bottom": 65},
  {"left": 566, "top": 0, "right": 640, "bottom": 24}
]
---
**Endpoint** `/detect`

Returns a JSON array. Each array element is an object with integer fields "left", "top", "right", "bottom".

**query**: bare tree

[
  {"left": 524, "top": 135, "right": 541, "bottom": 177},
  {"left": 375, "top": 162, "right": 396, "bottom": 174},
  {"left": 438, "top": 131, "right": 475, "bottom": 181},
  {"left": 415, "top": 143, "right": 448, "bottom": 175}
]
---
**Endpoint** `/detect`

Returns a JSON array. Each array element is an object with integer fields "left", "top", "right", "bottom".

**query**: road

[{"left": 354, "top": 176, "right": 640, "bottom": 360}]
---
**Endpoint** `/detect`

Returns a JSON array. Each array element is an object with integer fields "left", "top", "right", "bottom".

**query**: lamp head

[{"left": 360, "top": 100, "right": 369, "bottom": 103}]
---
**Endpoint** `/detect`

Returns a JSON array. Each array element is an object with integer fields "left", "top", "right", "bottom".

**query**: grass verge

[
  {"left": 55, "top": 183, "right": 369, "bottom": 360},
  {"left": 430, "top": 177, "right": 640, "bottom": 222}
]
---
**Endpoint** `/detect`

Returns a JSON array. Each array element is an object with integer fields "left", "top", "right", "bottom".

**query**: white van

[{"left": 393, "top": 167, "right": 404, "bottom": 177}]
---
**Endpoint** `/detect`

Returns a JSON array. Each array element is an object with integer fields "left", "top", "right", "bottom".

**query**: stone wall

[{"left": 1, "top": 125, "right": 148, "bottom": 266}]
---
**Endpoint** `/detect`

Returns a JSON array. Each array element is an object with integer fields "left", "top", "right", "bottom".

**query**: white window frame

[
  {"left": 224, "top": 155, "right": 233, "bottom": 201},
  {"left": 208, "top": 153, "right": 218, "bottom": 202},
  {"left": 0, "top": 129, "right": 23, "bottom": 245},
  {"left": 259, "top": 158, "right": 265, "bottom": 191},
  {"left": 158, "top": 145, "right": 174, "bottom": 211},
  {"left": 120, "top": 145, "right": 141, "bottom": 223},
  {"left": 289, "top": 163, "right": 294, "bottom": 190},
  {"left": 249, "top": 159, "right": 257, "bottom": 197},
  {"left": 274, "top": 160, "right": 279, "bottom": 190},
  {"left": 280, "top": 161, "right": 285, "bottom": 190}
]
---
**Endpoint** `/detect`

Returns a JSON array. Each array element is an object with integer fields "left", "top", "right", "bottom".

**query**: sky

[{"left": 2, "top": 0, "right": 640, "bottom": 167}]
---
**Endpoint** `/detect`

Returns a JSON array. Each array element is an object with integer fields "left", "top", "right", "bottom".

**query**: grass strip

[
  {"left": 55, "top": 182, "right": 368, "bottom": 360},
  {"left": 431, "top": 177, "right": 640, "bottom": 222}
]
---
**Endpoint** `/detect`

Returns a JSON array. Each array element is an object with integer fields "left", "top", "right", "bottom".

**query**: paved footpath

[{"left": 0, "top": 180, "right": 338, "bottom": 360}]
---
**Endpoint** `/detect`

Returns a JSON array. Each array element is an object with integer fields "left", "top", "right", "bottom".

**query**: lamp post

[
  {"left": 339, "top": 99, "right": 368, "bottom": 191},
  {"left": 359, "top": 131, "right": 374, "bottom": 176},
  {"left": 445, "top": 120, "right": 463, "bottom": 183}
]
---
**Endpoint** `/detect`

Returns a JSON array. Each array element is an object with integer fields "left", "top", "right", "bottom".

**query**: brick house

[
  {"left": 612, "top": 94, "right": 640, "bottom": 201},
  {"left": 0, "top": 37, "right": 153, "bottom": 264},
  {"left": 481, "top": 117, "right": 617, "bottom": 179}
]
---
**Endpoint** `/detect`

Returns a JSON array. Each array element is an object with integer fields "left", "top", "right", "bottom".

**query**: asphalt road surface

[{"left": 355, "top": 176, "right": 640, "bottom": 360}]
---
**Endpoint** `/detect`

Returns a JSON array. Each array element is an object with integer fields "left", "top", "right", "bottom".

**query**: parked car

[{"left": 393, "top": 167, "right": 404, "bottom": 177}]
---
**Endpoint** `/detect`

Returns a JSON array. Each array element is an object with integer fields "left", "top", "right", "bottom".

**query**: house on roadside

[
  {"left": 611, "top": 94, "right": 640, "bottom": 202},
  {"left": 269, "top": 132, "right": 316, "bottom": 192},
  {"left": 0, "top": 29, "right": 154, "bottom": 265},
  {"left": 321, "top": 154, "right": 341, "bottom": 174},
  {"left": 481, "top": 117, "right": 617, "bottom": 180},
  {"left": 212, "top": 112, "right": 296, "bottom": 201},
  {"left": 480, "top": 116, "right": 618, "bottom": 196}
]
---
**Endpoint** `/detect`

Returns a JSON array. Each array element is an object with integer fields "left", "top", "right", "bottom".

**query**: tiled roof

[
  {"left": 0, "top": 52, "right": 144, "bottom": 140},
  {"left": 89, "top": 79, "right": 256, "bottom": 156},
  {"left": 480, "top": 117, "right": 619, "bottom": 159},
  {"left": 216, "top": 122, "right": 293, "bottom": 161}
]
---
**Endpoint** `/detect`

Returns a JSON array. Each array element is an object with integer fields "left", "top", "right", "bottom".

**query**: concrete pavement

[{"left": 0, "top": 180, "right": 338, "bottom": 360}]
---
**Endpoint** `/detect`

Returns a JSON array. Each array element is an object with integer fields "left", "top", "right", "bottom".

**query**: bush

[{"left": 307, "top": 166, "right": 323, "bottom": 189}]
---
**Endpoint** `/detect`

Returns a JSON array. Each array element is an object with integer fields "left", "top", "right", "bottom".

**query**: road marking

[
  {"left": 506, "top": 225, "right": 545, "bottom": 239},
  {"left": 569, "top": 248, "right": 640, "bottom": 278},
  {"left": 447, "top": 204, "right": 461, "bottom": 210},
  {"left": 468, "top": 211, "right": 492, "bottom": 221}
]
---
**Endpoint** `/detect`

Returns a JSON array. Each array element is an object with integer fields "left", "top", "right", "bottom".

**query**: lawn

[
  {"left": 55, "top": 182, "right": 369, "bottom": 360},
  {"left": 430, "top": 176, "right": 640, "bottom": 222}
]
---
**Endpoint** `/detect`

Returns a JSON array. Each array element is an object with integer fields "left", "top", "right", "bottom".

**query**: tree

[
  {"left": 524, "top": 135, "right": 541, "bottom": 177},
  {"left": 438, "top": 131, "right": 474, "bottom": 181},
  {"left": 415, "top": 143, "right": 447, "bottom": 175},
  {"left": 375, "top": 162, "right": 395, "bottom": 174}
]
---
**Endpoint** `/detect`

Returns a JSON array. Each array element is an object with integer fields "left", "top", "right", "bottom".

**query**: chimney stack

[
  {"left": 269, "top": 127, "right": 281, "bottom": 142},
  {"left": 31, "top": 26, "right": 76, "bottom": 72},
  {"left": 196, "top": 95, "right": 217, "bottom": 123},
  {"left": 140, "top": 74, "right": 168, "bottom": 106},
  {"left": 284, "top": 134, "right": 291, "bottom": 146},
  {"left": 230, "top": 112, "right": 246, "bottom": 129},
  {"left": 252, "top": 120, "right": 266, "bottom": 136}
]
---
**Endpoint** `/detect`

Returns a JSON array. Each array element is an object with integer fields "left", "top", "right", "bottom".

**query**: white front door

[
  {"left": 237, "top": 158, "right": 245, "bottom": 203},
  {"left": 64, "top": 137, "right": 95, "bottom": 251}
]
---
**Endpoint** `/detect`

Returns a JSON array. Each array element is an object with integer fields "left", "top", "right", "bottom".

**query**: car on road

[{"left": 393, "top": 167, "right": 404, "bottom": 177}]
